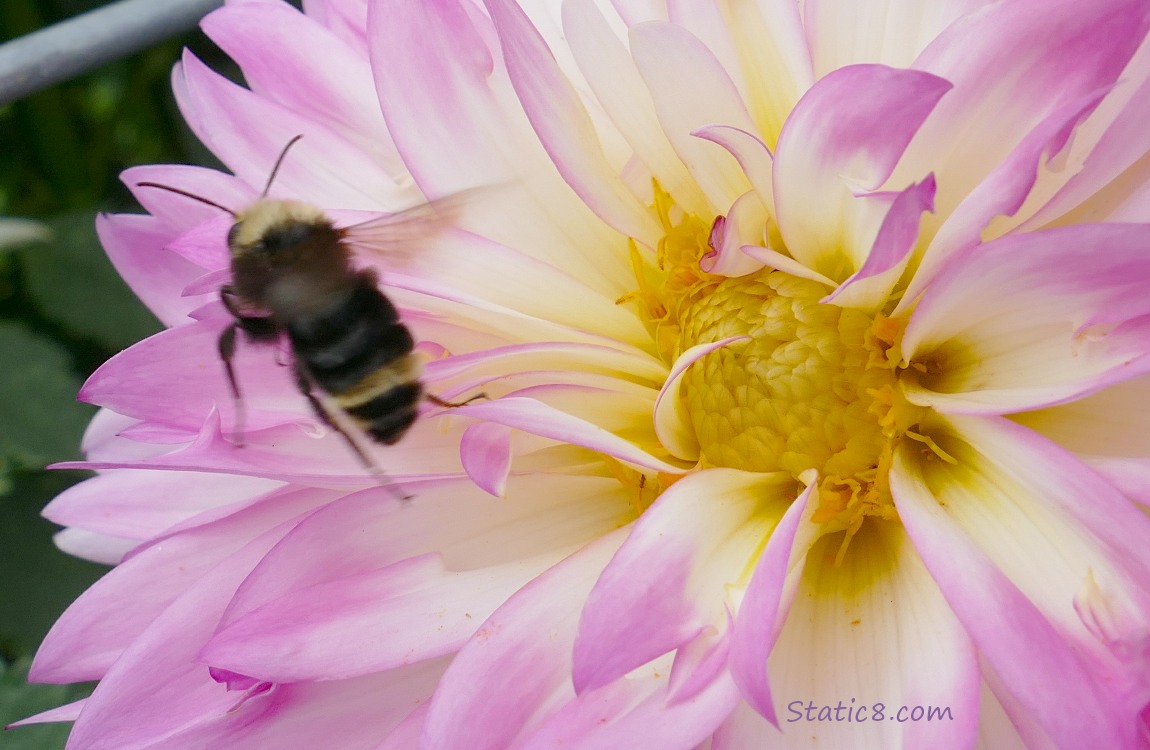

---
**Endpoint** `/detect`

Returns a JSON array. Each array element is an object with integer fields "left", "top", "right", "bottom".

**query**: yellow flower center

[{"left": 622, "top": 186, "right": 948, "bottom": 561}]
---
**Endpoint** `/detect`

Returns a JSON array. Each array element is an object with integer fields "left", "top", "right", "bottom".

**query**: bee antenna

[
  {"left": 135, "top": 182, "right": 238, "bottom": 217},
  {"left": 262, "top": 135, "right": 304, "bottom": 198}
]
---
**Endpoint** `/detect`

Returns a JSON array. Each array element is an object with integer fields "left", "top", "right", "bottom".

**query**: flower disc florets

[{"left": 631, "top": 193, "right": 934, "bottom": 556}]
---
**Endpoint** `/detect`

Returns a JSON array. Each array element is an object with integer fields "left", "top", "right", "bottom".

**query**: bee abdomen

[
  {"left": 288, "top": 279, "right": 414, "bottom": 394},
  {"left": 341, "top": 381, "right": 423, "bottom": 445}
]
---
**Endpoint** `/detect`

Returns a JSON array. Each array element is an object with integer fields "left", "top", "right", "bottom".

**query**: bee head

[{"left": 229, "top": 200, "right": 333, "bottom": 262}]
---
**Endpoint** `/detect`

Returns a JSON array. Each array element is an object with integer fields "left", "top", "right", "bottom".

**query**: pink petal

[
  {"left": 455, "top": 396, "right": 685, "bottom": 473},
  {"left": 897, "top": 89, "right": 1108, "bottom": 313},
  {"left": 375, "top": 703, "right": 430, "bottom": 750},
  {"left": 692, "top": 125, "right": 775, "bottom": 216},
  {"left": 905, "top": 414, "right": 1150, "bottom": 642},
  {"left": 31, "top": 486, "right": 336, "bottom": 684},
  {"left": 79, "top": 409, "right": 151, "bottom": 461},
  {"left": 202, "top": 551, "right": 552, "bottom": 682},
  {"left": 423, "top": 531, "right": 627, "bottom": 750},
  {"left": 62, "top": 522, "right": 301, "bottom": 749},
  {"left": 728, "top": 484, "right": 816, "bottom": 724},
  {"left": 174, "top": 51, "right": 398, "bottom": 210},
  {"left": 894, "top": 0, "right": 1150, "bottom": 227},
  {"left": 772, "top": 64, "right": 950, "bottom": 280},
  {"left": 561, "top": 0, "right": 711, "bottom": 216},
  {"left": 971, "top": 680, "right": 1033, "bottom": 750},
  {"left": 573, "top": 469, "right": 795, "bottom": 693},
  {"left": 740, "top": 244, "right": 837, "bottom": 287},
  {"left": 1013, "top": 374, "right": 1150, "bottom": 504},
  {"left": 202, "top": 2, "right": 407, "bottom": 182},
  {"left": 823, "top": 173, "right": 936, "bottom": 310},
  {"left": 94, "top": 213, "right": 206, "bottom": 326},
  {"left": 305, "top": 0, "right": 369, "bottom": 54},
  {"left": 368, "top": 0, "right": 633, "bottom": 293},
  {"left": 42, "top": 470, "right": 279, "bottom": 541},
  {"left": 902, "top": 223, "right": 1150, "bottom": 414},
  {"left": 482, "top": 0, "right": 661, "bottom": 244},
  {"left": 367, "top": 0, "right": 503, "bottom": 197},
  {"left": 804, "top": 0, "right": 991, "bottom": 75},
  {"left": 514, "top": 663, "right": 740, "bottom": 750},
  {"left": 667, "top": 620, "right": 733, "bottom": 705},
  {"left": 892, "top": 432, "right": 1145, "bottom": 748},
  {"left": 977, "top": 668, "right": 1061, "bottom": 750},
  {"left": 78, "top": 317, "right": 303, "bottom": 433},
  {"left": 51, "top": 528, "right": 136, "bottom": 566},
  {"left": 460, "top": 421, "right": 514, "bottom": 497},
  {"left": 123, "top": 164, "right": 253, "bottom": 232},
  {"left": 606, "top": 0, "right": 666, "bottom": 26},
  {"left": 1020, "top": 37, "right": 1150, "bottom": 229},
  {"left": 7, "top": 698, "right": 86, "bottom": 729},
  {"left": 159, "top": 664, "right": 446, "bottom": 750},
  {"left": 201, "top": 474, "right": 631, "bottom": 682},
  {"left": 55, "top": 407, "right": 465, "bottom": 487},
  {"left": 699, "top": 190, "right": 771, "bottom": 278},
  {"left": 164, "top": 213, "right": 231, "bottom": 270},
  {"left": 629, "top": 21, "right": 758, "bottom": 210}
]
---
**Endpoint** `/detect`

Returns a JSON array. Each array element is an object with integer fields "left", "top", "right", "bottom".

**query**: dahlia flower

[{"left": 18, "top": 0, "right": 1150, "bottom": 747}]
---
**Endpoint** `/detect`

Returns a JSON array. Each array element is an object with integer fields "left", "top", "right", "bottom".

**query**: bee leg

[
  {"left": 293, "top": 364, "right": 413, "bottom": 502},
  {"left": 218, "top": 296, "right": 278, "bottom": 446},
  {"left": 425, "top": 392, "right": 488, "bottom": 408},
  {"left": 217, "top": 323, "right": 247, "bottom": 446}
]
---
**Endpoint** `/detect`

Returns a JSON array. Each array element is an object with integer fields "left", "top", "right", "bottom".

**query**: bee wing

[{"left": 338, "top": 188, "right": 483, "bottom": 264}]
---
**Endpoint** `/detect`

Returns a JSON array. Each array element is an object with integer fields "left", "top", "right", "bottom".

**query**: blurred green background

[{"left": 0, "top": 1, "right": 238, "bottom": 746}]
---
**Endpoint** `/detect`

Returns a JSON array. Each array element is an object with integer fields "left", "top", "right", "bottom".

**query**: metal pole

[{"left": 0, "top": 0, "right": 224, "bottom": 105}]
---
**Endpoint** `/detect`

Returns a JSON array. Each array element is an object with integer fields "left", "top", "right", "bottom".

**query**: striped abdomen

[{"left": 287, "top": 274, "right": 423, "bottom": 445}]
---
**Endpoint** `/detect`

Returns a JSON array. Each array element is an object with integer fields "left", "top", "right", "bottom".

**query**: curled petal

[
  {"left": 654, "top": 336, "right": 750, "bottom": 461},
  {"left": 455, "top": 396, "right": 685, "bottom": 473},
  {"left": 460, "top": 421, "right": 514, "bottom": 497}
]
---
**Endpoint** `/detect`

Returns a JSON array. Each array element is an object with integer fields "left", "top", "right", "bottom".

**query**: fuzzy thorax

[{"left": 231, "top": 199, "right": 328, "bottom": 254}]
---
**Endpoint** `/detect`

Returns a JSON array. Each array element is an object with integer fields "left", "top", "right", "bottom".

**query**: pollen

[{"left": 621, "top": 186, "right": 934, "bottom": 559}]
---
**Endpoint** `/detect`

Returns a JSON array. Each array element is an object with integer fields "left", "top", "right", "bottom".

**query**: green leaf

[
  {"left": 18, "top": 210, "right": 161, "bottom": 353},
  {"left": 0, "top": 657, "right": 91, "bottom": 750},
  {"left": 0, "top": 470, "right": 107, "bottom": 660},
  {"left": 0, "top": 323, "right": 94, "bottom": 472}
]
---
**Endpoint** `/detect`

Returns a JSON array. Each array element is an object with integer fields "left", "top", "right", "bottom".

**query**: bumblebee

[{"left": 140, "top": 136, "right": 473, "bottom": 474}]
